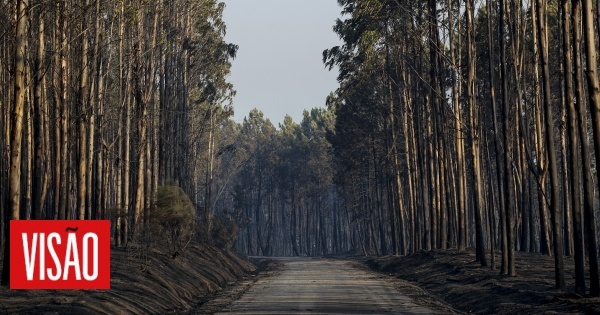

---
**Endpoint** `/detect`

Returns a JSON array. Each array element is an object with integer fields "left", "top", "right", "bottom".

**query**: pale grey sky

[{"left": 222, "top": 0, "right": 342, "bottom": 125}]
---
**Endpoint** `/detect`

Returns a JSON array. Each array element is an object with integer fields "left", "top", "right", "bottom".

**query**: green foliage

[
  {"left": 153, "top": 185, "right": 195, "bottom": 226},
  {"left": 149, "top": 186, "right": 196, "bottom": 256}
]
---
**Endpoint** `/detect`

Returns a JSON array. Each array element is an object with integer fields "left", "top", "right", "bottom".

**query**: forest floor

[
  {"left": 4, "top": 246, "right": 599, "bottom": 314},
  {"left": 0, "top": 243, "right": 257, "bottom": 314},
  {"left": 363, "top": 249, "right": 600, "bottom": 314}
]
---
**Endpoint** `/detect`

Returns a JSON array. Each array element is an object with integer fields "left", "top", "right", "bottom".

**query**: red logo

[{"left": 10, "top": 220, "right": 110, "bottom": 289}]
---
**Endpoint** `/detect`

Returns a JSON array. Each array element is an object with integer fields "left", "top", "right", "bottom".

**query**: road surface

[{"left": 216, "top": 257, "right": 439, "bottom": 314}]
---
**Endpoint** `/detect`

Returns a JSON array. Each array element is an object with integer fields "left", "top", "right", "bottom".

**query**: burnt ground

[
  {"left": 0, "top": 243, "right": 256, "bottom": 314},
  {"left": 364, "top": 249, "right": 600, "bottom": 314},
  {"left": 2, "top": 246, "right": 599, "bottom": 314}
]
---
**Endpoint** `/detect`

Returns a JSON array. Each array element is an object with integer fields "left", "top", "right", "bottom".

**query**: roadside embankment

[
  {"left": 365, "top": 250, "right": 600, "bottom": 314},
  {"left": 0, "top": 243, "right": 256, "bottom": 314}
]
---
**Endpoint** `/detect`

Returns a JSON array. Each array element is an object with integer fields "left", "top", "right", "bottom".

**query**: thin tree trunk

[
  {"left": 205, "top": 107, "right": 215, "bottom": 235},
  {"left": 536, "top": 0, "right": 566, "bottom": 290},
  {"left": 122, "top": 58, "right": 132, "bottom": 245},
  {"left": 77, "top": 0, "right": 91, "bottom": 220},
  {"left": 59, "top": 1, "right": 69, "bottom": 221},
  {"left": 580, "top": 0, "right": 600, "bottom": 296},
  {"left": 467, "top": 0, "right": 487, "bottom": 266},
  {"left": 500, "top": 0, "right": 516, "bottom": 276},
  {"left": 452, "top": 0, "right": 466, "bottom": 252},
  {"left": 25, "top": 74, "right": 32, "bottom": 220},
  {"left": 33, "top": 8, "right": 46, "bottom": 219},
  {"left": 531, "top": 0, "right": 551, "bottom": 256},
  {"left": 386, "top": 36, "right": 406, "bottom": 255},
  {"left": 562, "top": 0, "right": 586, "bottom": 294},
  {"left": 488, "top": 0, "right": 502, "bottom": 271}
]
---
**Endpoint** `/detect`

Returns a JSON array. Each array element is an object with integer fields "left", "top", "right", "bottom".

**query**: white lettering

[
  {"left": 22, "top": 233, "right": 37, "bottom": 281},
  {"left": 39, "top": 233, "right": 45, "bottom": 280},
  {"left": 63, "top": 233, "right": 81, "bottom": 281},
  {"left": 21, "top": 231, "right": 100, "bottom": 282},
  {"left": 82, "top": 233, "right": 98, "bottom": 280},
  {"left": 47, "top": 233, "right": 61, "bottom": 281}
]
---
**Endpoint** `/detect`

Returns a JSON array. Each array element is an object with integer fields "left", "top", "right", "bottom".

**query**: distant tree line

[{"left": 223, "top": 108, "right": 343, "bottom": 257}]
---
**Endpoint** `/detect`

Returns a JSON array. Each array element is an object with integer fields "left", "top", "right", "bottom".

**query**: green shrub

[{"left": 150, "top": 185, "right": 196, "bottom": 257}]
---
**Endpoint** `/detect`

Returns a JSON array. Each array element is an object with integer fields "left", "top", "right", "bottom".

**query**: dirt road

[{"left": 216, "top": 257, "right": 439, "bottom": 314}]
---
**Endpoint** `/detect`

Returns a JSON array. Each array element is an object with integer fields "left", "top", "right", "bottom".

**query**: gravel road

[{"left": 216, "top": 257, "right": 439, "bottom": 314}]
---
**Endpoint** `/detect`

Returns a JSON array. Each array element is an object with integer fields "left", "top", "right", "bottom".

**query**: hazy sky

[{"left": 222, "top": 0, "right": 342, "bottom": 125}]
